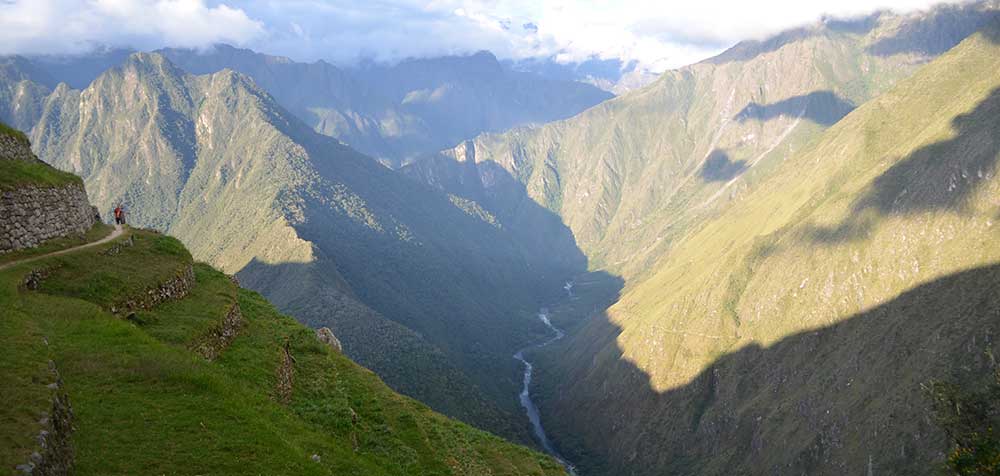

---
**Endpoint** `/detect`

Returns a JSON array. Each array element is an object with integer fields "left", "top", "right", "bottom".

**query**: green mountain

[
  {"left": 533, "top": 21, "right": 1000, "bottom": 475},
  {"left": 153, "top": 46, "right": 613, "bottom": 167},
  {"left": 400, "top": 3, "right": 1000, "bottom": 474},
  {"left": 0, "top": 218, "right": 564, "bottom": 474},
  {"left": 405, "top": 2, "right": 999, "bottom": 283},
  {"left": 14, "top": 52, "right": 584, "bottom": 444}
]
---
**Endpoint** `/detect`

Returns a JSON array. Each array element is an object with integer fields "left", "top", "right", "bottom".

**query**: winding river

[{"left": 514, "top": 294, "right": 578, "bottom": 476}]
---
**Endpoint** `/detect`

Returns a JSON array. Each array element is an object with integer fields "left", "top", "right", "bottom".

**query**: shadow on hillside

[
  {"left": 537, "top": 263, "right": 1000, "bottom": 476},
  {"left": 807, "top": 86, "right": 1000, "bottom": 244},
  {"left": 699, "top": 150, "right": 746, "bottom": 182},
  {"left": 232, "top": 119, "right": 597, "bottom": 448},
  {"left": 867, "top": 8, "right": 999, "bottom": 57},
  {"left": 734, "top": 91, "right": 855, "bottom": 126}
]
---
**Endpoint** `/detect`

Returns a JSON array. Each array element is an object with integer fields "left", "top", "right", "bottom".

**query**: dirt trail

[{"left": 0, "top": 224, "right": 124, "bottom": 272}]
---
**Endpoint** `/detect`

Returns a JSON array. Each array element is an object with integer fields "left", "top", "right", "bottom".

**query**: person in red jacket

[{"left": 113, "top": 205, "right": 124, "bottom": 225}]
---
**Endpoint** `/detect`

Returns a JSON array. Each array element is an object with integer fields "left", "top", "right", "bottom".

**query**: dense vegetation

[{"left": 0, "top": 226, "right": 565, "bottom": 475}]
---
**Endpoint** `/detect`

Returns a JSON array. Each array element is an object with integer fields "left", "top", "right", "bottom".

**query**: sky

[{"left": 0, "top": 0, "right": 976, "bottom": 71}]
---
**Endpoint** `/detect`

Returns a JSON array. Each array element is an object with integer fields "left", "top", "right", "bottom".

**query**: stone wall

[
  {"left": 191, "top": 303, "right": 245, "bottom": 360},
  {"left": 109, "top": 264, "right": 196, "bottom": 315},
  {"left": 16, "top": 353, "right": 75, "bottom": 475},
  {"left": 0, "top": 133, "right": 35, "bottom": 161},
  {"left": 0, "top": 184, "right": 97, "bottom": 253}
]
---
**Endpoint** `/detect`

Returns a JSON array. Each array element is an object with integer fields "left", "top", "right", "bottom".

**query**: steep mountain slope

[
  {"left": 503, "top": 56, "right": 659, "bottom": 94},
  {"left": 405, "top": 2, "right": 999, "bottom": 283},
  {"left": 0, "top": 56, "right": 53, "bottom": 132},
  {"left": 534, "top": 20, "right": 1000, "bottom": 475},
  {"left": 157, "top": 45, "right": 612, "bottom": 166},
  {"left": 22, "top": 53, "right": 582, "bottom": 442},
  {"left": 1, "top": 222, "right": 564, "bottom": 475}
]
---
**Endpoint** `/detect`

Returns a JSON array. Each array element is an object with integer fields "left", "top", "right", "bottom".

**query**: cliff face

[{"left": 0, "top": 128, "right": 95, "bottom": 253}]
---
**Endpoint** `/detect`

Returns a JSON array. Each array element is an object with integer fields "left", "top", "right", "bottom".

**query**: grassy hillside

[
  {"left": 533, "top": 20, "right": 1000, "bottom": 475},
  {"left": 0, "top": 226, "right": 565, "bottom": 475}
]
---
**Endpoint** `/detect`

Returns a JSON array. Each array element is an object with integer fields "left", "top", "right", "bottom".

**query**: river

[{"left": 514, "top": 294, "right": 578, "bottom": 476}]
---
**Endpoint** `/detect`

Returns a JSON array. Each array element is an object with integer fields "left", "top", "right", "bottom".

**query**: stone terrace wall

[
  {"left": 0, "top": 184, "right": 96, "bottom": 253},
  {"left": 0, "top": 133, "right": 35, "bottom": 161}
]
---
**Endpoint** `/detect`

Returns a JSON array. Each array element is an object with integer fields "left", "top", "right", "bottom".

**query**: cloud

[
  {"left": 0, "top": 0, "right": 978, "bottom": 70},
  {"left": 0, "top": 0, "right": 264, "bottom": 55}
]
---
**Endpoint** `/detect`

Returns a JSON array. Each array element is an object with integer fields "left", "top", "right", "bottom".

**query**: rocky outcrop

[
  {"left": 315, "top": 327, "right": 342, "bottom": 353},
  {"left": 20, "top": 266, "right": 58, "bottom": 291},
  {"left": 0, "top": 133, "right": 35, "bottom": 161},
  {"left": 16, "top": 358, "right": 75, "bottom": 475},
  {"left": 109, "top": 265, "right": 195, "bottom": 315},
  {"left": 191, "top": 303, "right": 244, "bottom": 360},
  {"left": 0, "top": 184, "right": 96, "bottom": 253}
]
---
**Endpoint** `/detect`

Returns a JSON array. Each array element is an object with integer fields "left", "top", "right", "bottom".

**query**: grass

[
  {"left": 0, "top": 121, "right": 80, "bottom": 190},
  {"left": 0, "top": 122, "right": 28, "bottom": 144},
  {"left": 38, "top": 230, "right": 192, "bottom": 309},
  {"left": 0, "top": 158, "right": 83, "bottom": 190},
  {"left": 0, "top": 228, "right": 564, "bottom": 475}
]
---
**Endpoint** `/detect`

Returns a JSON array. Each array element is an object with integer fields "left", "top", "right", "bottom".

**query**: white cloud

[
  {"left": 0, "top": 0, "right": 978, "bottom": 70},
  {"left": 0, "top": 0, "right": 264, "bottom": 55}
]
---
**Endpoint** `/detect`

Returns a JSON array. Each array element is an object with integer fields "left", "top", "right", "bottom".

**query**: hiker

[{"left": 113, "top": 205, "right": 125, "bottom": 225}]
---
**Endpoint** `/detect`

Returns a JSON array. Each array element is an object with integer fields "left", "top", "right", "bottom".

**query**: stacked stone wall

[
  {"left": 0, "top": 133, "right": 35, "bottom": 161},
  {"left": 0, "top": 184, "right": 96, "bottom": 253}
]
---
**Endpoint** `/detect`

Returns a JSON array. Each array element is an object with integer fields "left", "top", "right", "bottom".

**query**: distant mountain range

[{"left": 6, "top": 46, "right": 612, "bottom": 168}]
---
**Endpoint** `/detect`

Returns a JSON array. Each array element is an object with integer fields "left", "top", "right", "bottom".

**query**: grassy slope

[
  {"left": 0, "top": 122, "right": 80, "bottom": 190},
  {"left": 537, "top": 22, "right": 1000, "bottom": 475},
  {"left": 0, "top": 229, "right": 564, "bottom": 475}
]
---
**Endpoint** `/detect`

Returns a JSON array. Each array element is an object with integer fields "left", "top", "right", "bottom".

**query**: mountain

[
  {"left": 405, "top": 2, "right": 999, "bottom": 286},
  {"left": 0, "top": 140, "right": 564, "bottom": 474},
  {"left": 154, "top": 46, "right": 612, "bottom": 167},
  {"left": 503, "top": 56, "right": 660, "bottom": 94},
  {"left": 401, "top": 2, "right": 1000, "bottom": 474},
  {"left": 13, "top": 52, "right": 587, "bottom": 444},
  {"left": 533, "top": 20, "right": 1000, "bottom": 475},
  {"left": 0, "top": 56, "right": 54, "bottom": 132}
]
